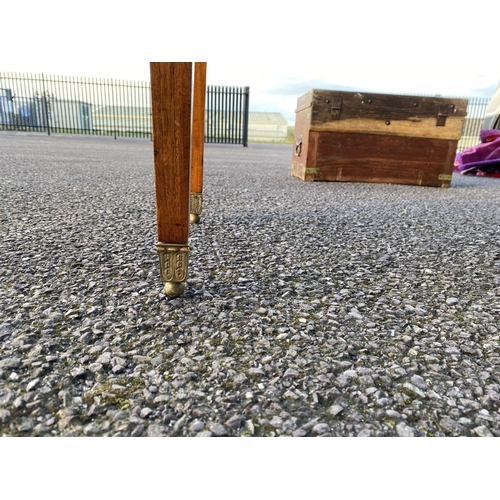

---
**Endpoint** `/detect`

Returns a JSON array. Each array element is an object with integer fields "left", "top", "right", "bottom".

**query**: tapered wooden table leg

[
  {"left": 150, "top": 62, "right": 192, "bottom": 297},
  {"left": 190, "top": 62, "right": 207, "bottom": 224}
]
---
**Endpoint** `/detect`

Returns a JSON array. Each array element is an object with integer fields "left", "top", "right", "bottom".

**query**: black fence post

[
  {"left": 41, "top": 74, "right": 50, "bottom": 136},
  {"left": 242, "top": 86, "right": 250, "bottom": 148}
]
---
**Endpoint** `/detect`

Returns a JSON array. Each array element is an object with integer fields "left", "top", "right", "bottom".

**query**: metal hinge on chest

[
  {"left": 437, "top": 104, "right": 457, "bottom": 126},
  {"left": 330, "top": 97, "right": 343, "bottom": 120}
]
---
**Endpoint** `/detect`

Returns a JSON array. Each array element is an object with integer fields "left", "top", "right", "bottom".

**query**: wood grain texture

[
  {"left": 295, "top": 131, "right": 456, "bottom": 187},
  {"left": 310, "top": 115, "right": 466, "bottom": 140},
  {"left": 150, "top": 62, "right": 192, "bottom": 243},
  {"left": 291, "top": 103, "right": 313, "bottom": 180},
  {"left": 314, "top": 132, "right": 456, "bottom": 187},
  {"left": 309, "top": 89, "right": 468, "bottom": 122},
  {"left": 291, "top": 89, "right": 465, "bottom": 187},
  {"left": 300, "top": 89, "right": 467, "bottom": 139},
  {"left": 191, "top": 62, "right": 207, "bottom": 194}
]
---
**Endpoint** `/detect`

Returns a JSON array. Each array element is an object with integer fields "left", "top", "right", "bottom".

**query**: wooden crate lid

[{"left": 296, "top": 89, "right": 468, "bottom": 140}]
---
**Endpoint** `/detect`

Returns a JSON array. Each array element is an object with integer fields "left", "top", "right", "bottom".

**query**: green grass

[{"left": 248, "top": 127, "right": 295, "bottom": 145}]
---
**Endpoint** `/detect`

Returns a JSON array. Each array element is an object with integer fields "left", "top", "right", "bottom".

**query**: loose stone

[
  {"left": 473, "top": 425, "right": 493, "bottom": 437},
  {"left": 210, "top": 423, "right": 228, "bottom": 436},
  {"left": 312, "top": 423, "right": 331, "bottom": 435},
  {"left": 396, "top": 422, "right": 416, "bottom": 437},
  {"left": 1, "top": 135, "right": 499, "bottom": 438}
]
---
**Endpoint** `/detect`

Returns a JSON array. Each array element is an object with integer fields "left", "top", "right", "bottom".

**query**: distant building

[
  {"left": 0, "top": 90, "right": 46, "bottom": 127},
  {"left": 247, "top": 112, "right": 288, "bottom": 141},
  {"left": 0, "top": 90, "right": 92, "bottom": 131},
  {"left": 49, "top": 99, "right": 93, "bottom": 131},
  {"left": 92, "top": 105, "right": 151, "bottom": 133},
  {"left": 0, "top": 88, "right": 14, "bottom": 125},
  {"left": 204, "top": 110, "right": 288, "bottom": 143}
]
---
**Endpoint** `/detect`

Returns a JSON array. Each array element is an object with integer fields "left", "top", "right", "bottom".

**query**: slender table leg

[
  {"left": 150, "top": 62, "right": 192, "bottom": 297},
  {"left": 190, "top": 62, "right": 207, "bottom": 224}
]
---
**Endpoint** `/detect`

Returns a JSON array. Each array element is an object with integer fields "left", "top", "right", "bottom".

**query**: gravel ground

[{"left": 1, "top": 131, "right": 499, "bottom": 437}]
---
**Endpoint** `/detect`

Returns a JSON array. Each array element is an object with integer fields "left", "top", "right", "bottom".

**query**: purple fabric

[{"left": 454, "top": 129, "right": 500, "bottom": 177}]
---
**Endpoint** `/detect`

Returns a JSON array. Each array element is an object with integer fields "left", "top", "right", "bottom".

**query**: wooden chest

[{"left": 291, "top": 89, "right": 468, "bottom": 187}]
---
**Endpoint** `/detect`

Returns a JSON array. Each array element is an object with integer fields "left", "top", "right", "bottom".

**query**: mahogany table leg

[
  {"left": 150, "top": 62, "right": 192, "bottom": 297},
  {"left": 190, "top": 62, "right": 207, "bottom": 224}
]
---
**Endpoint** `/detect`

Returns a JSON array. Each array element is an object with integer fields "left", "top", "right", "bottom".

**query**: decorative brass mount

[
  {"left": 157, "top": 242, "right": 189, "bottom": 297},
  {"left": 190, "top": 194, "right": 202, "bottom": 224}
]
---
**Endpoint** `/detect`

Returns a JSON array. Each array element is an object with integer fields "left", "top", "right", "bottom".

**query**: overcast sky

[{"left": 3, "top": 0, "right": 499, "bottom": 124}]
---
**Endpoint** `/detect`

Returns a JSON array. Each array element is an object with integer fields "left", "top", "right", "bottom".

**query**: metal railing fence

[
  {"left": 0, "top": 72, "right": 493, "bottom": 151},
  {"left": 457, "top": 95, "right": 491, "bottom": 152},
  {"left": 205, "top": 85, "right": 250, "bottom": 146},
  {"left": 0, "top": 72, "right": 250, "bottom": 145}
]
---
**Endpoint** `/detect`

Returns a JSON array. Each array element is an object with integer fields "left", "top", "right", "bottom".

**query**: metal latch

[
  {"left": 330, "top": 97, "right": 343, "bottom": 120},
  {"left": 295, "top": 133, "right": 303, "bottom": 156},
  {"left": 437, "top": 104, "right": 457, "bottom": 126}
]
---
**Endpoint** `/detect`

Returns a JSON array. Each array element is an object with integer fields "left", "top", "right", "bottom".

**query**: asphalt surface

[{"left": 1, "top": 131, "right": 500, "bottom": 437}]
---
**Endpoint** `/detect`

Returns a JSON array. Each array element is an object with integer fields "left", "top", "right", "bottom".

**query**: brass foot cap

[
  {"left": 190, "top": 213, "right": 201, "bottom": 224},
  {"left": 164, "top": 282, "right": 186, "bottom": 297}
]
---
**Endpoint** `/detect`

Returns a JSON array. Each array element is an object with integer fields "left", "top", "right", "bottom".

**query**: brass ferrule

[
  {"left": 190, "top": 193, "right": 202, "bottom": 214},
  {"left": 190, "top": 194, "right": 203, "bottom": 224},
  {"left": 157, "top": 243, "right": 189, "bottom": 284}
]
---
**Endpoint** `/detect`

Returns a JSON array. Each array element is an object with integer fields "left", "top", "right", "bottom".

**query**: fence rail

[{"left": 0, "top": 72, "right": 250, "bottom": 146}]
